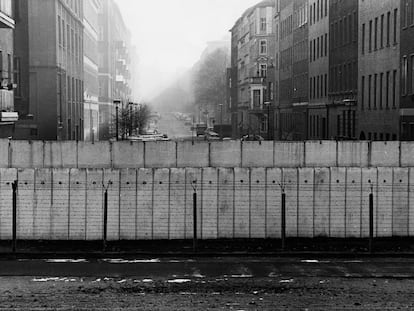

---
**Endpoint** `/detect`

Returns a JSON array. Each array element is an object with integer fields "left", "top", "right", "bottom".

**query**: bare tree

[{"left": 113, "top": 103, "right": 152, "bottom": 139}]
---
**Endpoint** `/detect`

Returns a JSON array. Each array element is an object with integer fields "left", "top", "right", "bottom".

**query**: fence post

[
  {"left": 12, "top": 180, "right": 17, "bottom": 253},
  {"left": 193, "top": 190, "right": 197, "bottom": 253},
  {"left": 103, "top": 188, "right": 108, "bottom": 252},
  {"left": 281, "top": 190, "right": 286, "bottom": 251},
  {"left": 369, "top": 190, "right": 374, "bottom": 253}
]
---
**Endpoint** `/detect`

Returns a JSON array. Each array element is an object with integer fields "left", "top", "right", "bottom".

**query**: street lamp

[
  {"left": 113, "top": 99, "right": 121, "bottom": 141},
  {"left": 264, "top": 101, "right": 271, "bottom": 140}
]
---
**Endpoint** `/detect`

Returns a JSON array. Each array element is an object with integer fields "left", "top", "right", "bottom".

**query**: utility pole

[{"left": 114, "top": 100, "right": 121, "bottom": 141}]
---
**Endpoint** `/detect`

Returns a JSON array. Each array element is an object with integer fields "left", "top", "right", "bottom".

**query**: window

[
  {"left": 374, "top": 17, "right": 378, "bottom": 50},
  {"left": 380, "top": 72, "right": 384, "bottom": 109},
  {"left": 324, "top": 73, "right": 327, "bottom": 97},
  {"left": 310, "top": 78, "right": 313, "bottom": 99},
  {"left": 387, "top": 11, "right": 391, "bottom": 46},
  {"left": 7, "top": 54, "right": 11, "bottom": 80},
  {"left": 380, "top": 14, "right": 384, "bottom": 48},
  {"left": 253, "top": 90, "right": 261, "bottom": 108},
  {"left": 260, "top": 18, "right": 267, "bottom": 32},
  {"left": 361, "top": 76, "right": 365, "bottom": 111},
  {"left": 13, "top": 57, "right": 21, "bottom": 97},
  {"left": 260, "top": 40, "right": 267, "bottom": 54},
  {"left": 310, "top": 40, "right": 313, "bottom": 62},
  {"left": 260, "top": 64, "right": 267, "bottom": 77},
  {"left": 0, "top": 51, "right": 3, "bottom": 74},
  {"left": 393, "top": 69, "right": 397, "bottom": 108},
  {"left": 362, "top": 23, "right": 365, "bottom": 54},
  {"left": 368, "top": 75, "right": 372, "bottom": 110},
  {"left": 374, "top": 73, "right": 377, "bottom": 109},
  {"left": 411, "top": 55, "right": 414, "bottom": 94},
  {"left": 403, "top": 55, "right": 408, "bottom": 95},
  {"left": 394, "top": 9, "right": 398, "bottom": 44},
  {"left": 369, "top": 20, "right": 372, "bottom": 52},
  {"left": 386, "top": 71, "right": 390, "bottom": 109},
  {"left": 58, "top": 16, "right": 62, "bottom": 46},
  {"left": 317, "top": 37, "right": 320, "bottom": 58},
  {"left": 324, "top": 33, "right": 328, "bottom": 56}
]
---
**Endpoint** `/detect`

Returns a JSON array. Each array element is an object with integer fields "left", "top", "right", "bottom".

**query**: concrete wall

[
  {"left": 0, "top": 166, "right": 412, "bottom": 241},
  {"left": 0, "top": 140, "right": 412, "bottom": 169}
]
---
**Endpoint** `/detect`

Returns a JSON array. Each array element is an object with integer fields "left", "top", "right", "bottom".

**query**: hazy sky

[{"left": 116, "top": 0, "right": 261, "bottom": 101}]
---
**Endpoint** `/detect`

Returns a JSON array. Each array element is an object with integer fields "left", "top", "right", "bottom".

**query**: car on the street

[
  {"left": 241, "top": 134, "right": 265, "bottom": 141},
  {"left": 204, "top": 129, "right": 220, "bottom": 141}
]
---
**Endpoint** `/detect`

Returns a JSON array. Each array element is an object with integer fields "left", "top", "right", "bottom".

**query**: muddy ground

[{"left": 0, "top": 276, "right": 413, "bottom": 310}]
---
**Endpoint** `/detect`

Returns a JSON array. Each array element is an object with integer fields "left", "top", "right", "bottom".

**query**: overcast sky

[{"left": 116, "top": 0, "right": 261, "bottom": 101}]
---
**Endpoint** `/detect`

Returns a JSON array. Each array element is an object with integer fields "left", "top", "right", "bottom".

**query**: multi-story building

[
  {"left": 83, "top": 0, "right": 101, "bottom": 142},
  {"left": 328, "top": 0, "right": 359, "bottom": 140},
  {"left": 358, "top": 0, "right": 400, "bottom": 141},
  {"left": 98, "top": 0, "right": 132, "bottom": 140},
  {"left": 272, "top": 0, "right": 280, "bottom": 140},
  {"left": 308, "top": 0, "right": 329, "bottom": 139},
  {"left": 0, "top": 0, "right": 17, "bottom": 138},
  {"left": 14, "top": 0, "right": 84, "bottom": 141},
  {"left": 400, "top": 0, "right": 414, "bottom": 140},
  {"left": 229, "top": 0, "right": 276, "bottom": 138}
]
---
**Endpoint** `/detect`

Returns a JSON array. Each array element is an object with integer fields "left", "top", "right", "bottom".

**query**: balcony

[
  {"left": 249, "top": 76, "right": 265, "bottom": 85},
  {"left": 0, "top": 0, "right": 14, "bottom": 28}
]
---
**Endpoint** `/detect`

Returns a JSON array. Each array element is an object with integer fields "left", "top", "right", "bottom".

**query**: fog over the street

[{"left": 116, "top": 0, "right": 260, "bottom": 100}]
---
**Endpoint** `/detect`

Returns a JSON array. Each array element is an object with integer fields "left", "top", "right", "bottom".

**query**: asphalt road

[
  {"left": 1, "top": 257, "right": 414, "bottom": 279},
  {"left": 157, "top": 112, "right": 193, "bottom": 140}
]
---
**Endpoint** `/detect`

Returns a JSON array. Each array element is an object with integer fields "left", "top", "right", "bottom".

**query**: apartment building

[
  {"left": 229, "top": 0, "right": 276, "bottom": 138},
  {"left": 358, "top": 0, "right": 400, "bottom": 141},
  {"left": 400, "top": 0, "right": 414, "bottom": 140},
  {"left": 14, "top": 0, "right": 84, "bottom": 141},
  {"left": 83, "top": 0, "right": 100, "bottom": 142},
  {"left": 0, "top": 0, "right": 16, "bottom": 138}
]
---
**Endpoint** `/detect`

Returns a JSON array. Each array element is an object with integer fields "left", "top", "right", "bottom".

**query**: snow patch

[
  {"left": 102, "top": 258, "right": 160, "bottom": 264},
  {"left": 167, "top": 279, "right": 191, "bottom": 284}
]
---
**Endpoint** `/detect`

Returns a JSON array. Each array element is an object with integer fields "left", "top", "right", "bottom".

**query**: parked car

[
  {"left": 204, "top": 130, "right": 220, "bottom": 141},
  {"left": 241, "top": 134, "right": 264, "bottom": 141}
]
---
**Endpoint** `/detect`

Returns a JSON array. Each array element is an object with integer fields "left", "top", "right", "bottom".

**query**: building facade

[
  {"left": 358, "top": 0, "right": 400, "bottom": 141},
  {"left": 230, "top": 0, "right": 276, "bottom": 139},
  {"left": 0, "top": 0, "right": 16, "bottom": 138},
  {"left": 83, "top": 0, "right": 100, "bottom": 142},
  {"left": 98, "top": 0, "right": 132, "bottom": 140},
  {"left": 400, "top": 0, "right": 414, "bottom": 140},
  {"left": 14, "top": 0, "right": 84, "bottom": 141}
]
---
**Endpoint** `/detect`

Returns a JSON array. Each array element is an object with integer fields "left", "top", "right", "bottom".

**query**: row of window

[
  {"left": 309, "top": 0, "right": 328, "bottom": 26},
  {"left": 0, "top": 50, "right": 12, "bottom": 80},
  {"left": 367, "top": 132, "right": 397, "bottom": 141},
  {"left": 309, "top": 115, "right": 327, "bottom": 139},
  {"left": 309, "top": 33, "right": 328, "bottom": 62},
  {"left": 310, "top": 74, "right": 328, "bottom": 100},
  {"left": 361, "top": 9, "right": 398, "bottom": 55},
  {"left": 293, "top": 4, "right": 308, "bottom": 29},
  {"left": 280, "top": 47, "right": 292, "bottom": 71},
  {"left": 337, "top": 111, "right": 356, "bottom": 139},
  {"left": 402, "top": 54, "right": 414, "bottom": 96},
  {"left": 330, "top": 11, "right": 358, "bottom": 49},
  {"left": 293, "top": 40, "right": 308, "bottom": 63},
  {"left": 361, "top": 70, "right": 398, "bottom": 111},
  {"left": 329, "top": 61, "right": 358, "bottom": 93},
  {"left": 402, "top": 0, "right": 414, "bottom": 28},
  {"left": 281, "top": 15, "right": 293, "bottom": 40}
]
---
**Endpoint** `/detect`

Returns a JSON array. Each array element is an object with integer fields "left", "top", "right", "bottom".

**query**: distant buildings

[
  {"left": 229, "top": 0, "right": 414, "bottom": 141},
  {"left": 0, "top": 0, "right": 16, "bottom": 138},
  {"left": 8, "top": 0, "right": 137, "bottom": 141}
]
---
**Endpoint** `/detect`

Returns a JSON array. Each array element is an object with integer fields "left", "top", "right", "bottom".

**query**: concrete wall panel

[
  {"left": 69, "top": 169, "right": 86, "bottom": 240},
  {"left": 250, "top": 168, "right": 266, "bottom": 238},
  {"left": 186, "top": 168, "right": 203, "bottom": 239},
  {"left": 234, "top": 168, "right": 250, "bottom": 238},
  {"left": 177, "top": 141, "right": 209, "bottom": 168},
  {"left": 392, "top": 168, "right": 409, "bottom": 236},
  {"left": 112, "top": 142, "right": 144, "bottom": 169},
  {"left": 0, "top": 139, "right": 9, "bottom": 168},
  {"left": 409, "top": 168, "right": 414, "bottom": 236},
  {"left": 242, "top": 142, "right": 274, "bottom": 167},
  {"left": 330, "top": 168, "right": 346, "bottom": 237},
  {"left": 153, "top": 169, "right": 170, "bottom": 239},
  {"left": 34, "top": 169, "right": 52, "bottom": 239},
  {"left": 370, "top": 142, "right": 400, "bottom": 167},
  {"left": 314, "top": 168, "right": 330, "bottom": 237},
  {"left": 338, "top": 142, "right": 369, "bottom": 167},
  {"left": 218, "top": 168, "right": 234, "bottom": 238},
  {"left": 210, "top": 141, "right": 241, "bottom": 168},
  {"left": 78, "top": 142, "right": 111, "bottom": 169},
  {"left": 103, "top": 170, "right": 120, "bottom": 241},
  {"left": 298, "top": 168, "right": 314, "bottom": 237},
  {"left": 345, "top": 168, "right": 362, "bottom": 238},
  {"left": 377, "top": 168, "right": 393, "bottom": 237},
  {"left": 305, "top": 141, "right": 337, "bottom": 167},
  {"left": 11, "top": 141, "right": 44, "bottom": 168},
  {"left": 401, "top": 142, "right": 414, "bottom": 167},
  {"left": 266, "top": 168, "right": 282, "bottom": 238},
  {"left": 283, "top": 168, "right": 298, "bottom": 237},
  {"left": 361, "top": 169, "right": 378, "bottom": 238},
  {"left": 0, "top": 169, "right": 16, "bottom": 239},
  {"left": 119, "top": 169, "right": 137, "bottom": 240},
  {"left": 144, "top": 141, "right": 177, "bottom": 168},
  {"left": 274, "top": 142, "right": 304, "bottom": 167},
  {"left": 16, "top": 169, "right": 34, "bottom": 239},
  {"left": 137, "top": 169, "right": 153, "bottom": 240},
  {"left": 169, "top": 169, "right": 186, "bottom": 239},
  {"left": 44, "top": 141, "right": 77, "bottom": 168},
  {"left": 51, "top": 169, "right": 69, "bottom": 240},
  {"left": 86, "top": 169, "right": 103, "bottom": 240}
]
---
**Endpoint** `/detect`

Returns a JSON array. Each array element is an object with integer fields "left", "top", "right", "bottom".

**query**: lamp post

[
  {"left": 113, "top": 99, "right": 121, "bottom": 141},
  {"left": 264, "top": 101, "right": 271, "bottom": 140}
]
